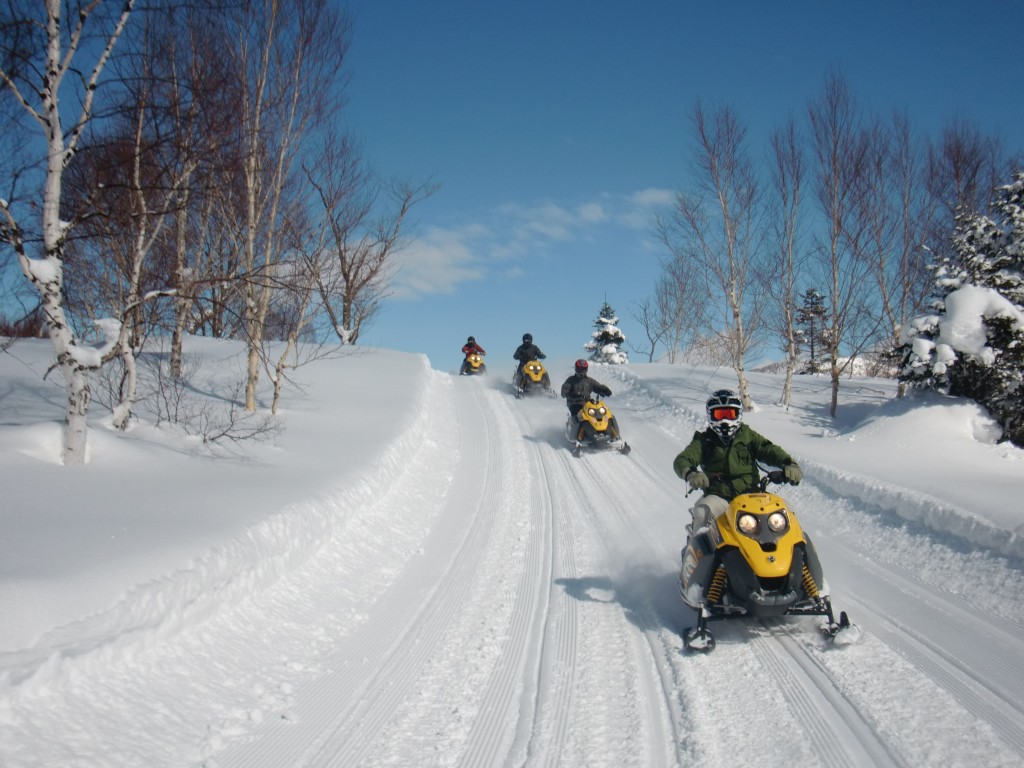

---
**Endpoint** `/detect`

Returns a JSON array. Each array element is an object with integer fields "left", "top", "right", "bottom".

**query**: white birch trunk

[{"left": 1, "top": 0, "right": 136, "bottom": 463}]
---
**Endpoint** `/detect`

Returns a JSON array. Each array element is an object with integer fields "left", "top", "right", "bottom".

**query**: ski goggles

[{"left": 710, "top": 406, "right": 740, "bottom": 421}]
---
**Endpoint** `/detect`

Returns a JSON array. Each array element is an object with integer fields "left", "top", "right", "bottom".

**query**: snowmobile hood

[
  {"left": 523, "top": 360, "right": 547, "bottom": 382},
  {"left": 718, "top": 490, "right": 807, "bottom": 579},
  {"left": 578, "top": 399, "right": 614, "bottom": 432}
]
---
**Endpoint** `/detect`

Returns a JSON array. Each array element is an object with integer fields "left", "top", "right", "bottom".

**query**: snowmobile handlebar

[
  {"left": 760, "top": 469, "right": 788, "bottom": 490},
  {"left": 684, "top": 468, "right": 792, "bottom": 497}
]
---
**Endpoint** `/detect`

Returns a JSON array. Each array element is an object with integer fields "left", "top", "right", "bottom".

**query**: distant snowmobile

[{"left": 460, "top": 352, "right": 486, "bottom": 375}]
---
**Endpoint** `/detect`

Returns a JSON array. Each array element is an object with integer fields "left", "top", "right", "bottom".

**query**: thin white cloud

[
  {"left": 576, "top": 201, "right": 607, "bottom": 223},
  {"left": 391, "top": 225, "right": 488, "bottom": 299},
  {"left": 501, "top": 201, "right": 576, "bottom": 243},
  {"left": 630, "top": 187, "right": 676, "bottom": 208},
  {"left": 616, "top": 187, "right": 676, "bottom": 229},
  {"left": 389, "top": 188, "right": 673, "bottom": 300}
]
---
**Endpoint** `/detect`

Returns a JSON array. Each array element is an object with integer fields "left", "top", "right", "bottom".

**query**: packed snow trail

[
  {"left": 214, "top": 373, "right": 687, "bottom": 767},
  {"left": 214, "top": 373, "right": 540, "bottom": 766},
  {"left": 506, "top": 392, "right": 683, "bottom": 767},
  {"left": 3, "top": 361, "right": 1024, "bottom": 767}
]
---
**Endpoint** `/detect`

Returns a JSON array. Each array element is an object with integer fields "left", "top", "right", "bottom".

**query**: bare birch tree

[
  {"left": 262, "top": 206, "right": 324, "bottom": 415},
  {"left": 222, "top": 0, "right": 351, "bottom": 412},
  {"left": 657, "top": 102, "right": 765, "bottom": 407},
  {"left": 807, "top": 73, "right": 881, "bottom": 417},
  {"left": 926, "top": 117, "right": 1009, "bottom": 223},
  {"left": 923, "top": 116, "right": 1017, "bottom": 278},
  {"left": 628, "top": 297, "right": 666, "bottom": 362},
  {"left": 862, "top": 112, "right": 935, "bottom": 388},
  {"left": 767, "top": 117, "right": 806, "bottom": 408},
  {"left": 64, "top": 12, "right": 221, "bottom": 429},
  {"left": 0, "top": 0, "right": 135, "bottom": 463},
  {"left": 306, "top": 134, "right": 436, "bottom": 346},
  {"left": 85, "top": 75, "right": 174, "bottom": 430},
  {"left": 649, "top": 256, "right": 704, "bottom": 364},
  {"left": 160, "top": 3, "right": 239, "bottom": 380}
]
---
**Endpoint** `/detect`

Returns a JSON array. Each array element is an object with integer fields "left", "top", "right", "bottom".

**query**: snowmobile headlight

[
  {"left": 767, "top": 511, "right": 788, "bottom": 532},
  {"left": 737, "top": 513, "right": 758, "bottom": 535},
  {"left": 598, "top": 407, "right": 607, "bottom": 416},
  {"left": 587, "top": 407, "right": 597, "bottom": 417}
]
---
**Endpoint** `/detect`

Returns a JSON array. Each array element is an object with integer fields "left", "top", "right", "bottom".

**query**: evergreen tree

[
  {"left": 584, "top": 301, "right": 629, "bottom": 364},
  {"left": 899, "top": 171, "right": 1024, "bottom": 447},
  {"left": 795, "top": 288, "right": 828, "bottom": 374}
]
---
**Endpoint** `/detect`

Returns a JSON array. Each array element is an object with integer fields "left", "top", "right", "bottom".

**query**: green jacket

[{"left": 672, "top": 423, "right": 796, "bottom": 501}]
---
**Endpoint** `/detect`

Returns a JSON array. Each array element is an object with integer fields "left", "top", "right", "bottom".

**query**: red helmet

[{"left": 574, "top": 359, "right": 589, "bottom": 374}]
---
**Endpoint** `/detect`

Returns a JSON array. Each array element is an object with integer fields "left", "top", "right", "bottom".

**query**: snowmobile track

[
  {"left": 803, "top": 481, "right": 1024, "bottom": 759},
  {"left": 553, "top": 436, "right": 690, "bottom": 766},
  {"left": 841, "top": 591, "right": 1024, "bottom": 754},
  {"left": 754, "top": 628, "right": 907, "bottom": 768},
  {"left": 511, "top": 396, "right": 686, "bottom": 767},
  {"left": 457, "top": 386, "right": 563, "bottom": 768}
]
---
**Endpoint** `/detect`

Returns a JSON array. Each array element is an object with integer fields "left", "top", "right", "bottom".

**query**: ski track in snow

[{"left": 3, "top": 364, "right": 1024, "bottom": 767}]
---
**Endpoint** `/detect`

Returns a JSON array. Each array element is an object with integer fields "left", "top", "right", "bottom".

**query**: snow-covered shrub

[{"left": 899, "top": 172, "right": 1024, "bottom": 446}]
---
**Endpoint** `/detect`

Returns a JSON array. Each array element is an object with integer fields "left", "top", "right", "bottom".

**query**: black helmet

[
  {"left": 522, "top": 333, "right": 533, "bottom": 343},
  {"left": 706, "top": 389, "right": 742, "bottom": 442},
  {"left": 467, "top": 336, "right": 475, "bottom": 344},
  {"left": 574, "top": 359, "right": 589, "bottom": 374}
]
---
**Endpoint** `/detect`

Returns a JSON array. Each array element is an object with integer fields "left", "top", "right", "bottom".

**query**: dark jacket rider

[
  {"left": 560, "top": 359, "right": 622, "bottom": 443},
  {"left": 560, "top": 359, "right": 610, "bottom": 416},
  {"left": 513, "top": 333, "right": 548, "bottom": 389}
]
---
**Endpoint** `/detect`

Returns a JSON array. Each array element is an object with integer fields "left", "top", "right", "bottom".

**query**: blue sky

[{"left": 341, "top": 0, "right": 1024, "bottom": 373}]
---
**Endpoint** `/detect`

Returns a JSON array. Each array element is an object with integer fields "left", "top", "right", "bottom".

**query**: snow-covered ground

[{"left": 1, "top": 338, "right": 1023, "bottom": 767}]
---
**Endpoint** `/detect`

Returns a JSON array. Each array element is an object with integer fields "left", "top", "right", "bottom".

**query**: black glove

[
  {"left": 685, "top": 469, "right": 709, "bottom": 491},
  {"left": 783, "top": 463, "right": 803, "bottom": 485}
]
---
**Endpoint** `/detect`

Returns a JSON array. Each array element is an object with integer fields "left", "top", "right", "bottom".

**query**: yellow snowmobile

[
  {"left": 460, "top": 352, "right": 486, "bottom": 375},
  {"left": 514, "top": 359, "right": 553, "bottom": 398},
  {"left": 680, "top": 469, "right": 853, "bottom": 652},
  {"left": 565, "top": 393, "right": 630, "bottom": 457}
]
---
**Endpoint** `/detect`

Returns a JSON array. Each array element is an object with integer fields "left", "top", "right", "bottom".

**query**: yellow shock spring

[
  {"left": 801, "top": 564, "right": 820, "bottom": 598},
  {"left": 707, "top": 567, "right": 727, "bottom": 603}
]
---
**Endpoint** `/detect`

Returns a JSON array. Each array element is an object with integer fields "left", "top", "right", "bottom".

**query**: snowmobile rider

[
  {"left": 672, "top": 388, "right": 803, "bottom": 537},
  {"left": 560, "top": 359, "right": 621, "bottom": 441},
  {"left": 513, "top": 333, "right": 548, "bottom": 391},
  {"left": 459, "top": 336, "right": 486, "bottom": 375}
]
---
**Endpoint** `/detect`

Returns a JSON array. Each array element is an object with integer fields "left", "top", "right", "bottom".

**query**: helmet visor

[{"left": 710, "top": 406, "right": 740, "bottom": 421}]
